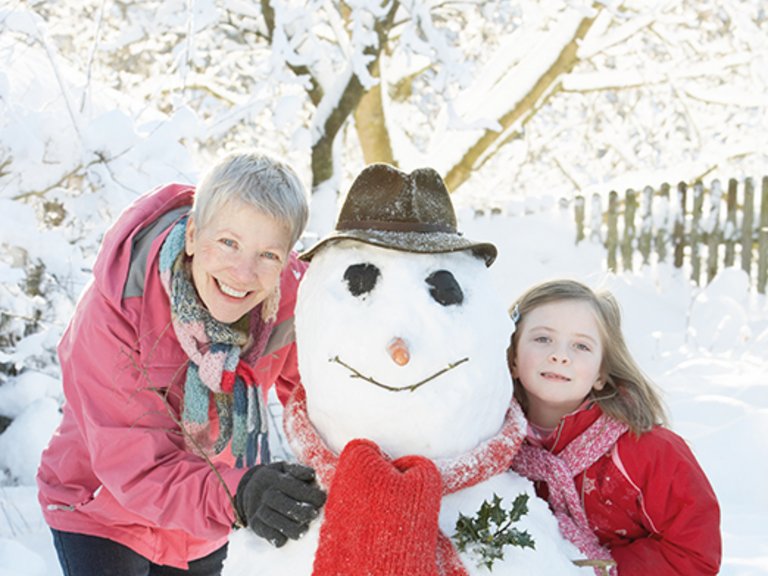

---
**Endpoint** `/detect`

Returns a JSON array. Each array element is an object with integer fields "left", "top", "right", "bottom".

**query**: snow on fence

[{"left": 574, "top": 176, "right": 768, "bottom": 294}]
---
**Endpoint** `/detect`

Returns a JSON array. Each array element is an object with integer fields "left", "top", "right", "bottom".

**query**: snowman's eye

[
  {"left": 426, "top": 270, "right": 463, "bottom": 306},
  {"left": 344, "top": 263, "right": 380, "bottom": 297}
]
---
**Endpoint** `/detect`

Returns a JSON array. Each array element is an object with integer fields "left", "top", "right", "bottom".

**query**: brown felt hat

[{"left": 300, "top": 163, "right": 497, "bottom": 266}]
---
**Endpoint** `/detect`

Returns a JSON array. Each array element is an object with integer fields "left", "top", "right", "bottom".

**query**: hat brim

[{"left": 299, "top": 229, "right": 497, "bottom": 267}]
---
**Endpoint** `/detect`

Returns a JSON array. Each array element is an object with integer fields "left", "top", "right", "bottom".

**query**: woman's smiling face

[
  {"left": 185, "top": 199, "right": 292, "bottom": 324},
  {"left": 512, "top": 299, "right": 605, "bottom": 428}
]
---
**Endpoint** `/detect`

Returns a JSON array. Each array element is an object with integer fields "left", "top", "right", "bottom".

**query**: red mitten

[{"left": 312, "top": 439, "right": 443, "bottom": 576}]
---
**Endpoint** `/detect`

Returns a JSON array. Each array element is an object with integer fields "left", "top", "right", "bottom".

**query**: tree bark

[
  {"left": 311, "top": 73, "right": 367, "bottom": 186},
  {"left": 354, "top": 60, "right": 396, "bottom": 166}
]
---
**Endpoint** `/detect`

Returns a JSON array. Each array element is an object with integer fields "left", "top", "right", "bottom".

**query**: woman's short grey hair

[{"left": 192, "top": 151, "right": 309, "bottom": 248}]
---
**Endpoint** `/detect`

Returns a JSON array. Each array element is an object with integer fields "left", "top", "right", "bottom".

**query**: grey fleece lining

[{"left": 122, "top": 206, "right": 189, "bottom": 299}]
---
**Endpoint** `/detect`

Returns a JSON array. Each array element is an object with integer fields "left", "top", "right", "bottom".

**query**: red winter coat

[
  {"left": 530, "top": 404, "right": 721, "bottom": 575},
  {"left": 37, "top": 183, "right": 306, "bottom": 568}
]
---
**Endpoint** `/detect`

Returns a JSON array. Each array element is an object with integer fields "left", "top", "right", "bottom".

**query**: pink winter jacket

[{"left": 37, "top": 183, "right": 306, "bottom": 568}]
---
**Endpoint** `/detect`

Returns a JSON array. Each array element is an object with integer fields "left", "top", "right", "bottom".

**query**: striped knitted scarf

[
  {"left": 511, "top": 413, "right": 628, "bottom": 576},
  {"left": 159, "top": 216, "right": 275, "bottom": 468},
  {"left": 284, "top": 384, "right": 527, "bottom": 575}
]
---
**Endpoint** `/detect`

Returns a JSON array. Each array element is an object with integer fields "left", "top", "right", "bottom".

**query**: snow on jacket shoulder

[
  {"left": 540, "top": 405, "right": 721, "bottom": 576},
  {"left": 37, "top": 183, "right": 307, "bottom": 568}
]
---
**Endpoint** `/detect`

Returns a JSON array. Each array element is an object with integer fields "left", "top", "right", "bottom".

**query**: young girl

[{"left": 507, "top": 279, "right": 721, "bottom": 576}]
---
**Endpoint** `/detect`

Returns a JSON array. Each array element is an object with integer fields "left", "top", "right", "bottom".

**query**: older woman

[{"left": 37, "top": 152, "right": 326, "bottom": 576}]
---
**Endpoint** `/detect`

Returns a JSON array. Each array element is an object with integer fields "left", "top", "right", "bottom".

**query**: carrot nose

[{"left": 387, "top": 337, "right": 410, "bottom": 366}]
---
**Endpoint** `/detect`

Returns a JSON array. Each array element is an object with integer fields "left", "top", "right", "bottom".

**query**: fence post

[
  {"left": 622, "top": 189, "right": 637, "bottom": 272},
  {"left": 758, "top": 176, "right": 768, "bottom": 294},
  {"left": 673, "top": 182, "right": 687, "bottom": 270},
  {"left": 690, "top": 181, "right": 705, "bottom": 285},
  {"left": 638, "top": 186, "right": 653, "bottom": 265},
  {"left": 575, "top": 195, "right": 585, "bottom": 243},
  {"left": 706, "top": 180, "right": 722, "bottom": 284},
  {"left": 607, "top": 191, "right": 619, "bottom": 273},
  {"left": 741, "top": 178, "right": 755, "bottom": 276},
  {"left": 656, "top": 183, "right": 670, "bottom": 264},
  {"left": 724, "top": 178, "right": 738, "bottom": 267}
]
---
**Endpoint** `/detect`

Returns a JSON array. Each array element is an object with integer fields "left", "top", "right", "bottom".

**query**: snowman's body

[
  {"left": 225, "top": 473, "right": 581, "bottom": 575},
  {"left": 224, "top": 241, "right": 586, "bottom": 575}
]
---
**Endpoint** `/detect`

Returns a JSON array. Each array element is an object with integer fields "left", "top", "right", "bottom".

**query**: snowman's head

[
  {"left": 295, "top": 164, "right": 512, "bottom": 460},
  {"left": 296, "top": 242, "right": 513, "bottom": 460}
]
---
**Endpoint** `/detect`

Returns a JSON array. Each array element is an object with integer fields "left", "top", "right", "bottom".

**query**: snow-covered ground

[{"left": 1, "top": 199, "right": 767, "bottom": 575}]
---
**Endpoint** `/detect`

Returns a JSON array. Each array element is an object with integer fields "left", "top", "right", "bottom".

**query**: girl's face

[
  {"left": 512, "top": 299, "right": 605, "bottom": 428},
  {"left": 185, "top": 199, "right": 292, "bottom": 324}
]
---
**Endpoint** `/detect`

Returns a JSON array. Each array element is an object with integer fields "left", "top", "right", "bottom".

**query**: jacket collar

[{"left": 532, "top": 402, "right": 604, "bottom": 454}]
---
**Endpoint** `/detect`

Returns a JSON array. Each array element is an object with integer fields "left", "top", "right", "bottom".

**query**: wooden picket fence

[{"left": 574, "top": 176, "right": 768, "bottom": 294}]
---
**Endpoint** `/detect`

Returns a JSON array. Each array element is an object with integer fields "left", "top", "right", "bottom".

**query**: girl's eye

[
  {"left": 344, "top": 263, "right": 380, "bottom": 297},
  {"left": 426, "top": 270, "right": 463, "bottom": 306},
  {"left": 261, "top": 251, "right": 281, "bottom": 262},
  {"left": 220, "top": 238, "right": 237, "bottom": 248},
  {"left": 533, "top": 336, "right": 550, "bottom": 344},
  {"left": 575, "top": 343, "right": 591, "bottom": 352}
]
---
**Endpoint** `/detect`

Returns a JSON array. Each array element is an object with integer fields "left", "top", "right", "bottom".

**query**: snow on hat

[{"left": 300, "top": 163, "right": 497, "bottom": 266}]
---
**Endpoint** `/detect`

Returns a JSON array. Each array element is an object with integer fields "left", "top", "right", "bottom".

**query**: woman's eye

[
  {"left": 575, "top": 343, "right": 591, "bottom": 352},
  {"left": 261, "top": 251, "right": 280, "bottom": 262},
  {"left": 426, "top": 270, "right": 463, "bottom": 306},
  {"left": 344, "top": 263, "right": 380, "bottom": 297},
  {"left": 534, "top": 336, "right": 550, "bottom": 344}
]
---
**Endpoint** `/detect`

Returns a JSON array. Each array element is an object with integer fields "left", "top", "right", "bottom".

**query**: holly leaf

[{"left": 452, "top": 493, "right": 536, "bottom": 571}]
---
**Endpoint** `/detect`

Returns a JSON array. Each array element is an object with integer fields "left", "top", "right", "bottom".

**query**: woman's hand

[{"left": 234, "top": 462, "right": 327, "bottom": 547}]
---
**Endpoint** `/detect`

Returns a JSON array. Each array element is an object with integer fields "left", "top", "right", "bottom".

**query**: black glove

[{"left": 234, "top": 461, "right": 327, "bottom": 547}]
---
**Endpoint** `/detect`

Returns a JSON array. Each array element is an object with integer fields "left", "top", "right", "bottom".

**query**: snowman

[{"left": 224, "top": 164, "right": 591, "bottom": 575}]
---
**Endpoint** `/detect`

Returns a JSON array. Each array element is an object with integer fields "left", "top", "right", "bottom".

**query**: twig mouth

[{"left": 330, "top": 355, "right": 469, "bottom": 393}]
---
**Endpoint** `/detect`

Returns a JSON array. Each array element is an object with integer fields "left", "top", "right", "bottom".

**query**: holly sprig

[{"left": 452, "top": 493, "right": 536, "bottom": 570}]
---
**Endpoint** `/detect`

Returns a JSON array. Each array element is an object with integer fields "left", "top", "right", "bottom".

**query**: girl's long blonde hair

[{"left": 508, "top": 279, "right": 668, "bottom": 434}]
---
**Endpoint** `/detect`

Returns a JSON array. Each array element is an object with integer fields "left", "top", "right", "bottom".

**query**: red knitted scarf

[
  {"left": 283, "top": 385, "right": 526, "bottom": 576},
  {"left": 511, "top": 413, "right": 628, "bottom": 576}
]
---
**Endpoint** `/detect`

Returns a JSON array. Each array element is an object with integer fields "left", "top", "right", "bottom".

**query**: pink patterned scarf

[
  {"left": 284, "top": 384, "right": 527, "bottom": 575},
  {"left": 511, "top": 413, "right": 627, "bottom": 575}
]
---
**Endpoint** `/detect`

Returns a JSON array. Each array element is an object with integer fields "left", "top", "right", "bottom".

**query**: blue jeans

[{"left": 51, "top": 529, "right": 228, "bottom": 576}]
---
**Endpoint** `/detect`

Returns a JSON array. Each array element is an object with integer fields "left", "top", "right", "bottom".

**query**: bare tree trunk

[
  {"left": 444, "top": 9, "right": 599, "bottom": 192},
  {"left": 354, "top": 60, "right": 396, "bottom": 166},
  {"left": 311, "top": 74, "right": 367, "bottom": 186}
]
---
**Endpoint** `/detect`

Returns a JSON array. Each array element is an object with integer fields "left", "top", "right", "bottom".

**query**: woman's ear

[{"left": 185, "top": 216, "right": 197, "bottom": 257}]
